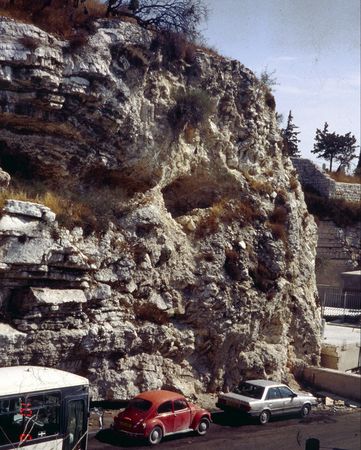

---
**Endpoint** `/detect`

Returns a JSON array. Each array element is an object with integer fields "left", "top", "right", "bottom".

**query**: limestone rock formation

[
  {"left": 0, "top": 17, "right": 321, "bottom": 399},
  {"left": 0, "top": 168, "right": 10, "bottom": 190}
]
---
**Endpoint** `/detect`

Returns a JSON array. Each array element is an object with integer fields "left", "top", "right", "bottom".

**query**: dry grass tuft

[
  {"left": 195, "top": 197, "right": 262, "bottom": 238},
  {"left": 0, "top": 176, "right": 129, "bottom": 236},
  {"left": 243, "top": 171, "right": 273, "bottom": 195},
  {"left": 326, "top": 171, "right": 361, "bottom": 185},
  {"left": 0, "top": 187, "right": 93, "bottom": 232},
  {"left": 0, "top": 0, "right": 105, "bottom": 38},
  {"left": 267, "top": 205, "right": 288, "bottom": 242},
  {"left": 289, "top": 175, "right": 299, "bottom": 191}
]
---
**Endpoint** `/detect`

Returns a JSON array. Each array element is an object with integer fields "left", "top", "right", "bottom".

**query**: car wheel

[
  {"left": 300, "top": 404, "right": 311, "bottom": 418},
  {"left": 148, "top": 426, "right": 163, "bottom": 445},
  {"left": 196, "top": 417, "right": 210, "bottom": 436},
  {"left": 259, "top": 410, "right": 270, "bottom": 425}
]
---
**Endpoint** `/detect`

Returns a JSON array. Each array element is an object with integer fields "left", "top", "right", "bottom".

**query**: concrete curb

[{"left": 303, "top": 366, "right": 361, "bottom": 402}]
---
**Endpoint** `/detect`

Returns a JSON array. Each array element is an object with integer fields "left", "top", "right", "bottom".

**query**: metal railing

[{"left": 318, "top": 285, "right": 361, "bottom": 322}]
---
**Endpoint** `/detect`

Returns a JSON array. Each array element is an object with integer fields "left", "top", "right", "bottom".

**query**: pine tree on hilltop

[
  {"left": 312, "top": 122, "right": 358, "bottom": 172},
  {"left": 282, "top": 110, "right": 300, "bottom": 157}
]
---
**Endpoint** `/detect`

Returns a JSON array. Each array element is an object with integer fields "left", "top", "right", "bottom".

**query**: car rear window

[
  {"left": 128, "top": 398, "right": 152, "bottom": 411},
  {"left": 234, "top": 383, "right": 265, "bottom": 399}
]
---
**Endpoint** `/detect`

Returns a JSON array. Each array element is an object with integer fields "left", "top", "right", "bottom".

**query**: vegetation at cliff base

[{"left": 304, "top": 186, "right": 361, "bottom": 228}]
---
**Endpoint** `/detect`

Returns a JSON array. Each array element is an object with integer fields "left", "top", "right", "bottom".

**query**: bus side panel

[{"left": 14, "top": 439, "right": 63, "bottom": 449}]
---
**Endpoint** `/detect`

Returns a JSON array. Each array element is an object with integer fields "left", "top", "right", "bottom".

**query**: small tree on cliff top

[
  {"left": 5, "top": 0, "right": 207, "bottom": 39},
  {"left": 312, "top": 122, "right": 358, "bottom": 172},
  {"left": 282, "top": 110, "right": 300, "bottom": 157},
  {"left": 105, "top": 0, "right": 208, "bottom": 39}
]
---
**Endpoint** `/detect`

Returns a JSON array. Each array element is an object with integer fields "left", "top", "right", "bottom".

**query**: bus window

[
  {"left": 24, "top": 392, "right": 61, "bottom": 438},
  {"left": 0, "top": 393, "right": 60, "bottom": 445},
  {"left": 64, "top": 399, "right": 86, "bottom": 450},
  {"left": 0, "top": 397, "right": 22, "bottom": 445}
]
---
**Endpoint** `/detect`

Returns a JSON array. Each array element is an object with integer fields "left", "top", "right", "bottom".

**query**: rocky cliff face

[{"left": 0, "top": 17, "right": 321, "bottom": 399}]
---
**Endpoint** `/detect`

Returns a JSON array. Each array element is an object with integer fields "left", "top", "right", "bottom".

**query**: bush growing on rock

[
  {"left": 195, "top": 198, "right": 263, "bottom": 238},
  {"left": 150, "top": 31, "right": 197, "bottom": 64},
  {"left": 267, "top": 205, "right": 288, "bottom": 242},
  {"left": 168, "top": 89, "right": 213, "bottom": 132}
]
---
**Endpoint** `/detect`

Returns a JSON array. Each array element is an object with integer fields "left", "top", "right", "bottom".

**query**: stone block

[
  {"left": 29, "top": 287, "right": 87, "bottom": 305},
  {"left": 0, "top": 168, "right": 10, "bottom": 189},
  {"left": 3, "top": 199, "right": 56, "bottom": 222}
]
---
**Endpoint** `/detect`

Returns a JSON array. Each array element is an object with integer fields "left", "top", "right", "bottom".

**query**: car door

[
  {"left": 156, "top": 400, "right": 174, "bottom": 434},
  {"left": 173, "top": 399, "right": 191, "bottom": 432},
  {"left": 278, "top": 386, "right": 300, "bottom": 414},
  {"left": 264, "top": 387, "right": 284, "bottom": 416}
]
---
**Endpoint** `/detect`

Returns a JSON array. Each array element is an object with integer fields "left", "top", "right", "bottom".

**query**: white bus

[{"left": 0, "top": 366, "right": 89, "bottom": 450}]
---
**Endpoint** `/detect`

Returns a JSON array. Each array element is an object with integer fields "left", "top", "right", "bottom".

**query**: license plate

[{"left": 121, "top": 422, "right": 132, "bottom": 429}]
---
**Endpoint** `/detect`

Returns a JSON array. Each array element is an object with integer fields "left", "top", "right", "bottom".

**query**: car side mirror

[{"left": 290, "top": 393, "right": 297, "bottom": 398}]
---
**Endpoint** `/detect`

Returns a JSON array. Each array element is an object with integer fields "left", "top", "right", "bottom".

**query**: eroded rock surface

[{"left": 0, "top": 17, "right": 321, "bottom": 399}]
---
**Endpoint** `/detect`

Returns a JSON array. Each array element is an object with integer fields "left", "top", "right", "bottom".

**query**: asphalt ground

[{"left": 88, "top": 408, "right": 361, "bottom": 450}]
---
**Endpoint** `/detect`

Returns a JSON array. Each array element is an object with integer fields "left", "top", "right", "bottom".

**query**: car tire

[
  {"left": 300, "top": 404, "right": 311, "bottom": 418},
  {"left": 196, "top": 417, "right": 210, "bottom": 436},
  {"left": 259, "top": 410, "right": 270, "bottom": 425},
  {"left": 148, "top": 426, "right": 163, "bottom": 445}
]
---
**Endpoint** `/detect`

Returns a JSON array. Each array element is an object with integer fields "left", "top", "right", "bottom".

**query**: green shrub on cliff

[{"left": 168, "top": 89, "right": 213, "bottom": 132}]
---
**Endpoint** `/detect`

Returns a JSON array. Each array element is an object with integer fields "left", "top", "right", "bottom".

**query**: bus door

[{"left": 63, "top": 397, "right": 88, "bottom": 450}]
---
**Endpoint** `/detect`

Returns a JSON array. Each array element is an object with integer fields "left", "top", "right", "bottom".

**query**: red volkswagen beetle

[{"left": 113, "top": 390, "right": 211, "bottom": 445}]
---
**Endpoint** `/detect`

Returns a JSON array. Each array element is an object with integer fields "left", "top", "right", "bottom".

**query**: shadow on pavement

[
  {"left": 211, "top": 411, "right": 253, "bottom": 427},
  {"left": 95, "top": 428, "right": 199, "bottom": 448},
  {"left": 95, "top": 429, "right": 145, "bottom": 448}
]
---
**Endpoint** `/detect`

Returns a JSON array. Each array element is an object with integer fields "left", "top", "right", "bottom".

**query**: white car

[{"left": 216, "top": 379, "right": 317, "bottom": 424}]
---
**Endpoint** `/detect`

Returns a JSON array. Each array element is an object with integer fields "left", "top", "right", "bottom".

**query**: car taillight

[{"left": 135, "top": 419, "right": 144, "bottom": 428}]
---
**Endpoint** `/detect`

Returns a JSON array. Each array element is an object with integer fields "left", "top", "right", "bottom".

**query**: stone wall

[
  {"left": 291, "top": 158, "right": 361, "bottom": 202},
  {"left": 291, "top": 158, "right": 361, "bottom": 287},
  {"left": 316, "top": 220, "right": 361, "bottom": 286}
]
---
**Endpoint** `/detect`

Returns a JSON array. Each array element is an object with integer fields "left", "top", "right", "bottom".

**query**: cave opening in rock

[
  {"left": 0, "top": 141, "right": 36, "bottom": 180},
  {"left": 162, "top": 174, "right": 237, "bottom": 218}
]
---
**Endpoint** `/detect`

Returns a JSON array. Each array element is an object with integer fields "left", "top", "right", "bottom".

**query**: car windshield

[
  {"left": 128, "top": 398, "right": 152, "bottom": 412},
  {"left": 233, "top": 382, "right": 265, "bottom": 399}
]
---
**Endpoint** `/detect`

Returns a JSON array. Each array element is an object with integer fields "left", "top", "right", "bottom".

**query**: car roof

[
  {"left": 135, "top": 390, "right": 184, "bottom": 403},
  {"left": 245, "top": 379, "right": 284, "bottom": 388}
]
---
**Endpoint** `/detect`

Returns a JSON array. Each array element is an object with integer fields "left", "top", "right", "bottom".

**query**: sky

[{"left": 201, "top": 0, "right": 360, "bottom": 170}]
